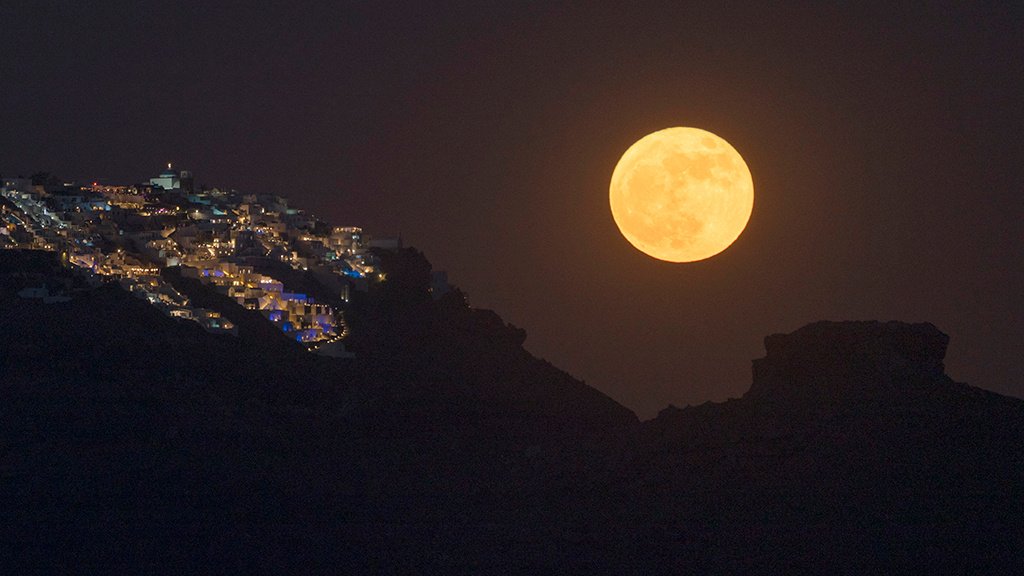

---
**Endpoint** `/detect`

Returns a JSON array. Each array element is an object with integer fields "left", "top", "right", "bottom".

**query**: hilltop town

[{"left": 0, "top": 165, "right": 431, "bottom": 356}]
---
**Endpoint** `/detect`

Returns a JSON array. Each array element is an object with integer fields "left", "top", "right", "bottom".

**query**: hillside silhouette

[{"left": 1, "top": 250, "right": 1021, "bottom": 574}]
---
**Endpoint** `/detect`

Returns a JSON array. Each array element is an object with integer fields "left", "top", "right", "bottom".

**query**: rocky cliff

[
  {"left": 747, "top": 320, "right": 953, "bottom": 404},
  {"left": 1, "top": 250, "right": 1022, "bottom": 574},
  {"left": 608, "top": 321, "right": 1024, "bottom": 574}
]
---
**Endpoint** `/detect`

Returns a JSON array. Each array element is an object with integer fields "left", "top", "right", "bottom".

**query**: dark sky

[{"left": 3, "top": 1, "right": 1021, "bottom": 418}]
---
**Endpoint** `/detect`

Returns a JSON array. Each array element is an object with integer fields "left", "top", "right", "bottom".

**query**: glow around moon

[{"left": 609, "top": 127, "right": 753, "bottom": 263}]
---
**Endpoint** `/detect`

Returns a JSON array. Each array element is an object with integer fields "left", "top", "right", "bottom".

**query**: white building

[{"left": 150, "top": 164, "right": 180, "bottom": 191}]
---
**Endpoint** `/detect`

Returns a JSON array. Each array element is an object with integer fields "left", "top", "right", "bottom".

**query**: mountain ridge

[{"left": 1, "top": 248, "right": 1021, "bottom": 574}]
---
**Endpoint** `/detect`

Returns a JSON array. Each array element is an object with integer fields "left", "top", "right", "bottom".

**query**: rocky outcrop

[
  {"left": 617, "top": 321, "right": 1024, "bottom": 573},
  {"left": 3, "top": 249, "right": 1022, "bottom": 574},
  {"left": 745, "top": 320, "right": 952, "bottom": 405}
]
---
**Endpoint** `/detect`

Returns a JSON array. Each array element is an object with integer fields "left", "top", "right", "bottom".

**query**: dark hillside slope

[
  {"left": 578, "top": 321, "right": 1024, "bottom": 573},
  {"left": 0, "top": 249, "right": 636, "bottom": 573},
  {"left": 2, "top": 251, "right": 1022, "bottom": 573}
]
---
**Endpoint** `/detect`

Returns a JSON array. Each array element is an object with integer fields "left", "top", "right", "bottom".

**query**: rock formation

[
  {"left": 1, "top": 250, "right": 1022, "bottom": 574},
  {"left": 747, "top": 320, "right": 952, "bottom": 404}
]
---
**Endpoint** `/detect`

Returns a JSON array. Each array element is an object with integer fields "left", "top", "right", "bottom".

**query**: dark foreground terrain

[{"left": 1, "top": 250, "right": 1022, "bottom": 574}]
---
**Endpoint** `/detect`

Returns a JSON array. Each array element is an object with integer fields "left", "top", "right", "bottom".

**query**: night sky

[{"left": 2, "top": 2, "right": 1021, "bottom": 417}]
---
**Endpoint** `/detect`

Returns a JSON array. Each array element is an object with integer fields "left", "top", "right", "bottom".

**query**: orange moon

[{"left": 609, "top": 127, "right": 753, "bottom": 262}]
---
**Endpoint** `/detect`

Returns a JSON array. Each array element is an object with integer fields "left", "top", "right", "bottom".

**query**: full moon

[{"left": 609, "top": 127, "right": 753, "bottom": 262}]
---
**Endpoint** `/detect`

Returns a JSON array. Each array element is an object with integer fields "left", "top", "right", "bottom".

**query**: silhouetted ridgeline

[{"left": 1, "top": 249, "right": 1021, "bottom": 574}]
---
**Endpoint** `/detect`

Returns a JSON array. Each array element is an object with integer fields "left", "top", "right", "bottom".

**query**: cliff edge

[{"left": 746, "top": 320, "right": 953, "bottom": 404}]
